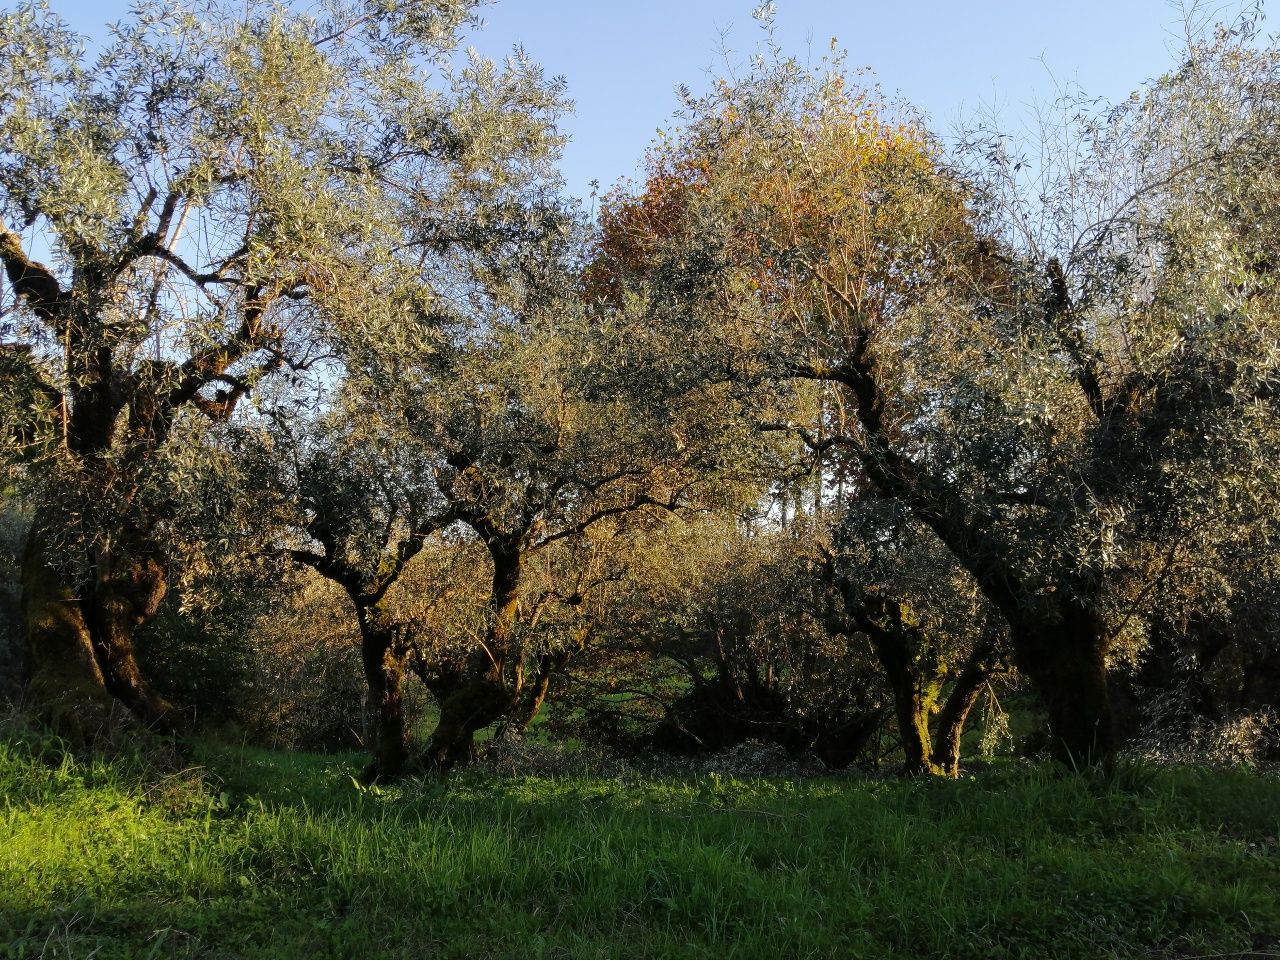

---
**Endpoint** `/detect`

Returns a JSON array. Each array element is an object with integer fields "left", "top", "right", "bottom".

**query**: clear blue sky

[{"left": 52, "top": 0, "right": 1205, "bottom": 202}]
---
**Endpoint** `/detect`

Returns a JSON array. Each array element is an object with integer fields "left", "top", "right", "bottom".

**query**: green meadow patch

[{"left": 1, "top": 738, "right": 1277, "bottom": 959}]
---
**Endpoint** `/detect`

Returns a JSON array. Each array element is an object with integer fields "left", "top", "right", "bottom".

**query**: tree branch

[{"left": 0, "top": 227, "right": 66, "bottom": 330}]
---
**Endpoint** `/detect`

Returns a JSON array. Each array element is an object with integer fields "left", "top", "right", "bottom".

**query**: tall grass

[{"left": 1, "top": 732, "right": 1277, "bottom": 959}]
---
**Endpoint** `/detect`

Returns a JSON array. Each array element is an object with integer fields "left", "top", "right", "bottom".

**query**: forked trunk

[
  {"left": 493, "top": 666, "right": 552, "bottom": 740},
  {"left": 510, "top": 668, "right": 552, "bottom": 734},
  {"left": 932, "top": 660, "right": 989, "bottom": 777},
  {"left": 89, "top": 555, "right": 180, "bottom": 733},
  {"left": 865, "top": 622, "right": 942, "bottom": 776},
  {"left": 423, "top": 544, "right": 523, "bottom": 772},
  {"left": 423, "top": 662, "right": 511, "bottom": 772}
]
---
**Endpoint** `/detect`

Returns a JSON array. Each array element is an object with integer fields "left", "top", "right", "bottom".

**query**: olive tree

[
  {"left": 0, "top": 0, "right": 566, "bottom": 738},
  {"left": 830, "top": 500, "right": 1008, "bottom": 776},
  {"left": 327, "top": 183, "right": 761, "bottom": 769},
  {"left": 242, "top": 401, "right": 453, "bottom": 778},
  {"left": 597, "top": 18, "right": 1280, "bottom": 769}
]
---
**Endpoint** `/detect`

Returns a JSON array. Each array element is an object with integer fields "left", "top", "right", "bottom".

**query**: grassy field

[{"left": 1, "top": 733, "right": 1277, "bottom": 960}]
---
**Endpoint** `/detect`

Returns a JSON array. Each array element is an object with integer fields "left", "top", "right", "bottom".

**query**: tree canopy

[{"left": 2, "top": 0, "right": 1279, "bottom": 778}]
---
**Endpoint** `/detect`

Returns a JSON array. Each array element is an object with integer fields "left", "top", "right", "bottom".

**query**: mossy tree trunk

[
  {"left": 492, "top": 620, "right": 591, "bottom": 740},
  {"left": 931, "top": 656, "right": 991, "bottom": 777},
  {"left": 859, "top": 607, "right": 997, "bottom": 777},
  {"left": 894, "top": 682, "right": 942, "bottom": 776},
  {"left": 423, "top": 660, "right": 511, "bottom": 771},
  {"left": 868, "top": 625, "right": 943, "bottom": 775},
  {"left": 16, "top": 364, "right": 181, "bottom": 738},
  {"left": 23, "top": 515, "right": 180, "bottom": 742}
]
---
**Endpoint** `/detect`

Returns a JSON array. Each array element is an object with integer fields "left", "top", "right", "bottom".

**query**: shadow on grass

[{"left": 3, "top": 739, "right": 1277, "bottom": 960}]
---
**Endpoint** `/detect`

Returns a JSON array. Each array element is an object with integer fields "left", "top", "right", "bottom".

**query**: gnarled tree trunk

[
  {"left": 423, "top": 659, "right": 511, "bottom": 772},
  {"left": 423, "top": 543, "right": 523, "bottom": 772},
  {"left": 22, "top": 516, "right": 179, "bottom": 741},
  {"left": 357, "top": 605, "right": 412, "bottom": 782},
  {"left": 506, "top": 667, "right": 552, "bottom": 735},
  {"left": 893, "top": 682, "right": 941, "bottom": 776},
  {"left": 932, "top": 658, "right": 990, "bottom": 777},
  {"left": 880, "top": 660, "right": 941, "bottom": 776},
  {"left": 22, "top": 519, "right": 115, "bottom": 742},
  {"left": 861, "top": 611, "right": 996, "bottom": 776},
  {"left": 89, "top": 552, "right": 179, "bottom": 732},
  {"left": 861, "top": 615, "right": 943, "bottom": 776},
  {"left": 1016, "top": 604, "right": 1114, "bottom": 770}
]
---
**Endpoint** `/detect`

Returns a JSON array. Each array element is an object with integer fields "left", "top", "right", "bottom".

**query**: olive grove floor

[{"left": 1, "top": 734, "right": 1277, "bottom": 959}]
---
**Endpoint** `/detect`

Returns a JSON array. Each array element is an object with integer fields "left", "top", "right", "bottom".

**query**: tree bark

[
  {"left": 22, "top": 512, "right": 180, "bottom": 740},
  {"left": 892, "top": 681, "right": 941, "bottom": 776},
  {"left": 1016, "top": 604, "right": 1115, "bottom": 770},
  {"left": 89, "top": 553, "right": 180, "bottom": 733},
  {"left": 357, "top": 606, "right": 411, "bottom": 782},
  {"left": 424, "top": 658, "right": 511, "bottom": 771},
  {"left": 932, "top": 659, "right": 990, "bottom": 777},
  {"left": 22, "top": 519, "right": 116, "bottom": 743},
  {"left": 493, "top": 663, "right": 552, "bottom": 740},
  {"left": 423, "top": 543, "right": 523, "bottom": 772},
  {"left": 509, "top": 668, "right": 551, "bottom": 734},
  {"left": 862, "top": 616, "right": 942, "bottom": 776},
  {"left": 859, "top": 609, "right": 997, "bottom": 777}
]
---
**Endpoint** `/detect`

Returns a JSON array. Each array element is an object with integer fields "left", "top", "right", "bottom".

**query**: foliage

[
  {"left": 590, "top": 11, "right": 1280, "bottom": 768},
  {"left": 0, "top": 0, "right": 568, "bottom": 732},
  {"left": 3, "top": 0, "right": 1280, "bottom": 786},
  {"left": 235, "top": 572, "right": 375, "bottom": 751},
  {"left": 554, "top": 514, "right": 890, "bottom": 766}
]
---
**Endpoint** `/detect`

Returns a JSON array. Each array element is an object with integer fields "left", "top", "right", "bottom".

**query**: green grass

[{"left": 0, "top": 734, "right": 1277, "bottom": 959}]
